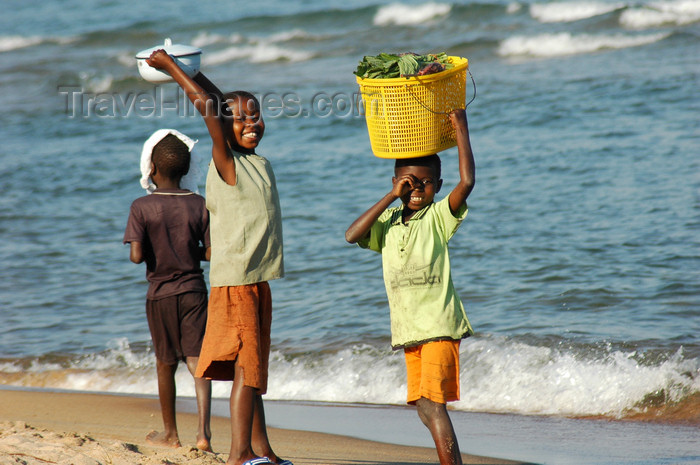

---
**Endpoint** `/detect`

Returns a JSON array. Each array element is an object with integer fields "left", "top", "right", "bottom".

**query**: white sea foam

[
  {"left": 267, "top": 344, "right": 407, "bottom": 404},
  {"left": 191, "top": 31, "right": 244, "bottom": 48},
  {"left": 264, "top": 337, "right": 700, "bottom": 418},
  {"left": 190, "top": 30, "right": 314, "bottom": 67},
  {"left": 191, "top": 31, "right": 225, "bottom": 48},
  {"left": 455, "top": 337, "right": 700, "bottom": 417},
  {"left": 507, "top": 2, "right": 524, "bottom": 14},
  {"left": 498, "top": 32, "right": 669, "bottom": 57},
  {"left": 0, "top": 35, "right": 43, "bottom": 52},
  {"left": 265, "top": 29, "right": 317, "bottom": 43},
  {"left": 0, "top": 338, "right": 156, "bottom": 394},
  {"left": 530, "top": 1, "right": 625, "bottom": 22},
  {"left": 620, "top": 0, "right": 700, "bottom": 28},
  {"left": 204, "top": 43, "right": 314, "bottom": 65},
  {"left": 1, "top": 336, "right": 697, "bottom": 419},
  {"left": 373, "top": 2, "right": 452, "bottom": 26},
  {"left": 78, "top": 71, "right": 114, "bottom": 93},
  {"left": 0, "top": 35, "right": 76, "bottom": 53},
  {"left": 117, "top": 52, "right": 136, "bottom": 67}
]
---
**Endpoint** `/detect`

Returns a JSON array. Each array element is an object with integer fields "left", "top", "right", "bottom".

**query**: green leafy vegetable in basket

[{"left": 354, "top": 52, "right": 453, "bottom": 79}]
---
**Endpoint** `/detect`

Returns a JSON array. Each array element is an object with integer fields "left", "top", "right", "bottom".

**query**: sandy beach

[{"left": 0, "top": 389, "right": 527, "bottom": 465}]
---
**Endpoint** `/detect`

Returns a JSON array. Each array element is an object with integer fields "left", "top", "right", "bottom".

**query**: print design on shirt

[{"left": 388, "top": 262, "right": 441, "bottom": 290}]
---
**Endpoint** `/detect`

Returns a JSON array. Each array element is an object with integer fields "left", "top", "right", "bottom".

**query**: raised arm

[
  {"left": 146, "top": 51, "right": 236, "bottom": 184},
  {"left": 447, "top": 109, "right": 475, "bottom": 214},
  {"left": 193, "top": 71, "right": 224, "bottom": 102},
  {"left": 345, "top": 175, "right": 416, "bottom": 243}
]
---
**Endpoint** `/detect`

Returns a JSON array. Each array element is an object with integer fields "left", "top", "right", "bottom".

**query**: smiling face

[
  {"left": 393, "top": 164, "right": 442, "bottom": 212},
  {"left": 224, "top": 94, "right": 265, "bottom": 153}
]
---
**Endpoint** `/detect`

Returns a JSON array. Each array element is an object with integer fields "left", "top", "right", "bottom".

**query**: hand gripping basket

[{"left": 356, "top": 56, "right": 469, "bottom": 159}]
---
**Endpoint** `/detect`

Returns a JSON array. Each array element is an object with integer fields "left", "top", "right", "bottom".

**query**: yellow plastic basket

[{"left": 356, "top": 56, "right": 469, "bottom": 159}]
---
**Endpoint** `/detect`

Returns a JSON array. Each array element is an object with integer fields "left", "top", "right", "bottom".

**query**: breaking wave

[
  {"left": 1, "top": 335, "right": 697, "bottom": 423},
  {"left": 498, "top": 31, "right": 670, "bottom": 57},
  {"left": 373, "top": 2, "right": 452, "bottom": 26}
]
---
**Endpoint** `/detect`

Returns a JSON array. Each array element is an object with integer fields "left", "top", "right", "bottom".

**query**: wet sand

[{"left": 0, "top": 388, "right": 527, "bottom": 464}]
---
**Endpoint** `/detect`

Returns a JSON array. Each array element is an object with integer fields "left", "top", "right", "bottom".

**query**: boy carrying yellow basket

[{"left": 347, "top": 52, "right": 476, "bottom": 465}]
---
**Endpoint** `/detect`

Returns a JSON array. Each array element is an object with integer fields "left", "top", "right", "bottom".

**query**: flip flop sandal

[
  {"left": 265, "top": 458, "right": 294, "bottom": 465},
  {"left": 242, "top": 458, "right": 273, "bottom": 465}
]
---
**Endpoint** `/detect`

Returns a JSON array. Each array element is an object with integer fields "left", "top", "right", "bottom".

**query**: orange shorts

[
  {"left": 195, "top": 283, "right": 271, "bottom": 393},
  {"left": 404, "top": 340, "right": 461, "bottom": 405}
]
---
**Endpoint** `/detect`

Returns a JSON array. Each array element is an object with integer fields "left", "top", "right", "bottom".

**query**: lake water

[{"left": 0, "top": 1, "right": 698, "bottom": 463}]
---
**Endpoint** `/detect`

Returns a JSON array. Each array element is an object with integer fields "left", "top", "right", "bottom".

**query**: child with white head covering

[
  {"left": 140, "top": 129, "right": 202, "bottom": 194},
  {"left": 125, "top": 127, "right": 212, "bottom": 451}
]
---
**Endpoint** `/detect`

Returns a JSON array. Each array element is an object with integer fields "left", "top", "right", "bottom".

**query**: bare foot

[
  {"left": 196, "top": 435, "right": 212, "bottom": 452},
  {"left": 145, "top": 430, "right": 181, "bottom": 448}
]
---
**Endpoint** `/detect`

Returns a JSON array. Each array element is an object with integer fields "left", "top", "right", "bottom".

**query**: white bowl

[{"left": 135, "top": 38, "right": 202, "bottom": 83}]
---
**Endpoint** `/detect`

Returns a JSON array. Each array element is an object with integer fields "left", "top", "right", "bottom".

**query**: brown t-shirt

[{"left": 124, "top": 189, "right": 210, "bottom": 300}]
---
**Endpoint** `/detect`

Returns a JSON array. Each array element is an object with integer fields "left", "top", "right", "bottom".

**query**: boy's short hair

[
  {"left": 152, "top": 134, "right": 191, "bottom": 180},
  {"left": 221, "top": 91, "right": 260, "bottom": 116},
  {"left": 395, "top": 154, "right": 441, "bottom": 179}
]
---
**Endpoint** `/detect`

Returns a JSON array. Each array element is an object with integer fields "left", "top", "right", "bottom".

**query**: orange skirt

[{"left": 195, "top": 282, "right": 271, "bottom": 393}]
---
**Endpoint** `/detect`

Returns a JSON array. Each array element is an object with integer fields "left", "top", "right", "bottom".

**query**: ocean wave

[
  {"left": 265, "top": 29, "right": 322, "bottom": 43},
  {"left": 189, "top": 28, "right": 316, "bottom": 65},
  {"left": 267, "top": 336, "right": 700, "bottom": 422},
  {"left": 2, "top": 335, "right": 697, "bottom": 423},
  {"left": 373, "top": 2, "right": 452, "bottom": 26},
  {"left": 77, "top": 72, "right": 115, "bottom": 93},
  {"left": 454, "top": 337, "right": 700, "bottom": 419},
  {"left": 0, "top": 36, "right": 44, "bottom": 52},
  {"left": 620, "top": 0, "right": 700, "bottom": 29},
  {"left": 117, "top": 51, "right": 137, "bottom": 68},
  {"left": 268, "top": 344, "right": 407, "bottom": 405},
  {"left": 507, "top": 2, "right": 524, "bottom": 14},
  {"left": 530, "top": 1, "right": 625, "bottom": 23},
  {"left": 0, "top": 35, "right": 43, "bottom": 53},
  {"left": 497, "top": 31, "right": 670, "bottom": 57},
  {"left": 190, "top": 29, "right": 320, "bottom": 64},
  {"left": 191, "top": 31, "right": 244, "bottom": 48},
  {"left": 204, "top": 43, "right": 314, "bottom": 65},
  {"left": 0, "top": 338, "right": 156, "bottom": 394},
  {"left": 0, "top": 34, "right": 77, "bottom": 53}
]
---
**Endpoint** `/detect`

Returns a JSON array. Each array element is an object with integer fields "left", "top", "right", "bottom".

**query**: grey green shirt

[
  {"left": 359, "top": 196, "right": 473, "bottom": 349},
  {"left": 206, "top": 150, "right": 284, "bottom": 286}
]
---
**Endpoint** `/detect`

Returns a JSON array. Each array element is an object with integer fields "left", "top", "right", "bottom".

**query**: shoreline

[{"left": 0, "top": 387, "right": 528, "bottom": 465}]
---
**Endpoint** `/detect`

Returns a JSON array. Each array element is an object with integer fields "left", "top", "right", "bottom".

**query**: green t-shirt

[{"left": 359, "top": 196, "right": 473, "bottom": 349}]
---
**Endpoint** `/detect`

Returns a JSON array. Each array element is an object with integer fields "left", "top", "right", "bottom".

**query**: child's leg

[
  {"left": 227, "top": 361, "right": 260, "bottom": 465},
  {"left": 227, "top": 362, "right": 286, "bottom": 464},
  {"left": 179, "top": 292, "right": 211, "bottom": 450},
  {"left": 216, "top": 283, "right": 287, "bottom": 464},
  {"left": 251, "top": 393, "right": 283, "bottom": 462},
  {"left": 416, "top": 397, "right": 462, "bottom": 465},
  {"left": 145, "top": 297, "right": 182, "bottom": 447},
  {"left": 405, "top": 340, "right": 462, "bottom": 465},
  {"left": 146, "top": 359, "right": 181, "bottom": 447},
  {"left": 185, "top": 356, "right": 212, "bottom": 451}
]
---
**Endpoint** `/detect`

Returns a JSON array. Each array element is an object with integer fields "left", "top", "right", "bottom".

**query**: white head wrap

[{"left": 140, "top": 129, "right": 202, "bottom": 194}]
